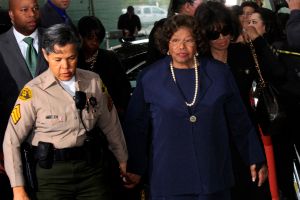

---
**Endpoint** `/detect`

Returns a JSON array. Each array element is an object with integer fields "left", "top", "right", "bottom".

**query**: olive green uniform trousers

[{"left": 36, "top": 160, "right": 111, "bottom": 200}]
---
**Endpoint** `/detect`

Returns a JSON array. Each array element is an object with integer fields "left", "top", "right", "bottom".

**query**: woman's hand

[
  {"left": 122, "top": 172, "right": 141, "bottom": 189},
  {"left": 13, "top": 186, "right": 30, "bottom": 200},
  {"left": 242, "top": 26, "right": 260, "bottom": 43},
  {"left": 250, "top": 163, "right": 268, "bottom": 187}
]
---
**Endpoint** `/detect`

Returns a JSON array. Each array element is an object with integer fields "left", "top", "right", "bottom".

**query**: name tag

[
  {"left": 46, "top": 115, "right": 65, "bottom": 122},
  {"left": 46, "top": 115, "right": 58, "bottom": 119}
]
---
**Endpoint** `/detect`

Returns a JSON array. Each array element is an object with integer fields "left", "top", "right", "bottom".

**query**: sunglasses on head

[{"left": 207, "top": 26, "right": 231, "bottom": 40}]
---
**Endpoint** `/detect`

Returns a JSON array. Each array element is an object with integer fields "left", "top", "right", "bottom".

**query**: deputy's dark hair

[
  {"left": 78, "top": 16, "right": 106, "bottom": 44},
  {"left": 42, "top": 23, "right": 80, "bottom": 54}
]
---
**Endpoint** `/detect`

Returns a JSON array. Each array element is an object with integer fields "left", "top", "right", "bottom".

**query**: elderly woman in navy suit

[{"left": 123, "top": 14, "right": 268, "bottom": 200}]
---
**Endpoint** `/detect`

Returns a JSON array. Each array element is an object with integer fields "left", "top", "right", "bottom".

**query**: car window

[
  {"left": 143, "top": 7, "right": 151, "bottom": 14},
  {"left": 152, "top": 7, "right": 164, "bottom": 14}
]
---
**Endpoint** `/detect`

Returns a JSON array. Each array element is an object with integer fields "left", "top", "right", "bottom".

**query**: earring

[
  {"left": 195, "top": 52, "right": 199, "bottom": 56},
  {"left": 167, "top": 51, "right": 170, "bottom": 55}
]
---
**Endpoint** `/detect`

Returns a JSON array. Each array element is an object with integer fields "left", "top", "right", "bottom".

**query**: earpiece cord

[{"left": 78, "top": 109, "right": 88, "bottom": 132}]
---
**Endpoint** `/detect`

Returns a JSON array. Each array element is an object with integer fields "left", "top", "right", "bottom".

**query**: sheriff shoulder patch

[
  {"left": 18, "top": 86, "right": 32, "bottom": 101},
  {"left": 100, "top": 80, "right": 108, "bottom": 94},
  {"left": 11, "top": 104, "right": 21, "bottom": 125}
]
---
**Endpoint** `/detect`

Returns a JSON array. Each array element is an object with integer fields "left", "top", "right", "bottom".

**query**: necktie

[{"left": 23, "top": 37, "right": 38, "bottom": 77}]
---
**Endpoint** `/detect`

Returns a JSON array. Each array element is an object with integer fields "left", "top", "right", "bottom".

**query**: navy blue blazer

[{"left": 124, "top": 56, "right": 265, "bottom": 196}]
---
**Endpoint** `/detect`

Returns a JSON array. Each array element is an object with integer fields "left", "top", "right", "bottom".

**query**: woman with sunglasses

[
  {"left": 123, "top": 14, "right": 266, "bottom": 200},
  {"left": 195, "top": 2, "right": 283, "bottom": 200}
]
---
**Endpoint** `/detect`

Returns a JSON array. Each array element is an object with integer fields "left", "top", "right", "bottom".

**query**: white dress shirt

[{"left": 13, "top": 28, "right": 39, "bottom": 59}]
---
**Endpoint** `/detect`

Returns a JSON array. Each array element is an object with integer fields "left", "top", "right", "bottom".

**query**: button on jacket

[{"left": 3, "top": 68, "right": 128, "bottom": 187}]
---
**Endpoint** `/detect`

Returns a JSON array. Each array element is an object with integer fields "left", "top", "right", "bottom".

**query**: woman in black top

[
  {"left": 195, "top": 2, "right": 284, "bottom": 200},
  {"left": 77, "top": 16, "right": 132, "bottom": 121}
]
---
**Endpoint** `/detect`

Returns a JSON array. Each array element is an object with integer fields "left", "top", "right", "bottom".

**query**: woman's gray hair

[{"left": 42, "top": 23, "right": 80, "bottom": 54}]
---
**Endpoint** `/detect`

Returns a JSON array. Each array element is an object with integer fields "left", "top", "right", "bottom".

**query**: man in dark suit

[
  {"left": 39, "top": 0, "right": 76, "bottom": 32},
  {"left": 0, "top": 0, "right": 47, "bottom": 198},
  {"left": 0, "top": 0, "right": 47, "bottom": 92}
]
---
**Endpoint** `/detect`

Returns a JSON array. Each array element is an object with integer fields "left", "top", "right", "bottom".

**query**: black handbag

[{"left": 249, "top": 41, "right": 286, "bottom": 135}]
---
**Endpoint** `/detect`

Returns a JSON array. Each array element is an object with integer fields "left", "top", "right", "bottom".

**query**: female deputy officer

[
  {"left": 122, "top": 14, "right": 268, "bottom": 200},
  {"left": 3, "top": 24, "right": 127, "bottom": 200}
]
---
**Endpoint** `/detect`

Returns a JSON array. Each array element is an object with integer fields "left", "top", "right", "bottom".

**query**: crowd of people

[{"left": 0, "top": 0, "right": 300, "bottom": 200}]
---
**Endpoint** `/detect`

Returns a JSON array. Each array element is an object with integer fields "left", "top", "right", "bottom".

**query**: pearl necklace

[{"left": 170, "top": 56, "right": 199, "bottom": 107}]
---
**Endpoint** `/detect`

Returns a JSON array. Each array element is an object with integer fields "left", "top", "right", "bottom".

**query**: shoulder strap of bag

[{"left": 248, "top": 40, "right": 266, "bottom": 87}]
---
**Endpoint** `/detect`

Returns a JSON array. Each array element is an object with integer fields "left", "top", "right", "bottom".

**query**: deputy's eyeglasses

[{"left": 207, "top": 26, "right": 231, "bottom": 40}]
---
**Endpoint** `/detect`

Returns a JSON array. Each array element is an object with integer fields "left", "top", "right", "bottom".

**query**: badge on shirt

[
  {"left": 11, "top": 104, "right": 21, "bottom": 125},
  {"left": 88, "top": 96, "right": 97, "bottom": 107},
  {"left": 18, "top": 86, "right": 32, "bottom": 101},
  {"left": 88, "top": 96, "right": 98, "bottom": 113}
]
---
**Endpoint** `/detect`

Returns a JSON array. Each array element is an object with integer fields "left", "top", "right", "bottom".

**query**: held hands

[
  {"left": 119, "top": 162, "right": 140, "bottom": 188},
  {"left": 122, "top": 172, "right": 141, "bottom": 189},
  {"left": 119, "top": 162, "right": 141, "bottom": 189},
  {"left": 250, "top": 163, "right": 268, "bottom": 187},
  {"left": 13, "top": 186, "right": 30, "bottom": 200},
  {"left": 120, "top": 167, "right": 141, "bottom": 189}
]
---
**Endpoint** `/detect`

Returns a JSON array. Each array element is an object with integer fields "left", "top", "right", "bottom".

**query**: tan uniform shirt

[{"left": 3, "top": 68, "right": 128, "bottom": 187}]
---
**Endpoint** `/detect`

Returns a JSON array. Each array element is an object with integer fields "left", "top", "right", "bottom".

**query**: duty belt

[{"left": 33, "top": 145, "right": 86, "bottom": 161}]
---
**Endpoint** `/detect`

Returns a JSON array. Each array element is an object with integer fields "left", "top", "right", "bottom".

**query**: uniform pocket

[{"left": 36, "top": 113, "right": 67, "bottom": 130}]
